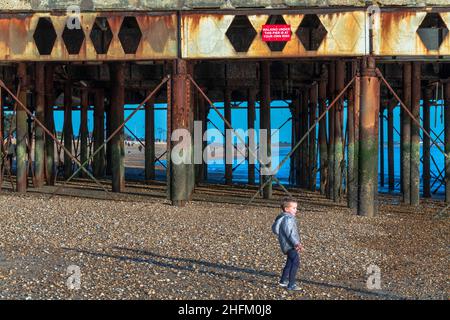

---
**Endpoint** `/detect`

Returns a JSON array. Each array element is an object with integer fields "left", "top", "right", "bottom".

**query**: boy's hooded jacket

[{"left": 272, "top": 212, "right": 301, "bottom": 254}]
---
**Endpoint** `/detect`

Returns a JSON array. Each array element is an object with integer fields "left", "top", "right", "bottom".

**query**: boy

[{"left": 272, "top": 198, "right": 304, "bottom": 291}]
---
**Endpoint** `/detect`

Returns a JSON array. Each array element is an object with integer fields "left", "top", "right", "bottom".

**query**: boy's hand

[{"left": 295, "top": 243, "right": 304, "bottom": 253}]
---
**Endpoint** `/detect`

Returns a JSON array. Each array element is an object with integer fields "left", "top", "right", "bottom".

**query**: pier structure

[{"left": 0, "top": 1, "right": 449, "bottom": 215}]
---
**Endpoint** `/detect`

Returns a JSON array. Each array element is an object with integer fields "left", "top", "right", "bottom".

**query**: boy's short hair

[{"left": 281, "top": 197, "right": 297, "bottom": 211}]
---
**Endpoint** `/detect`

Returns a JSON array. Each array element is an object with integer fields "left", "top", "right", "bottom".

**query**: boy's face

[{"left": 285, "top": 202, "right": 298, "bottom": 215}]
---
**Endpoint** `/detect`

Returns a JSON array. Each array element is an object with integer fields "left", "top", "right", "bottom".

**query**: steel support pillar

[
  {"left": 357, "top": 57, "right": 380, "bottom": 217},
  {"left": 201, "top": 87, "right": 209, "bottom": 183},
  {"left": 318, "top": 65, "right": 328, "bottom": 195},
  {"left": 309, "top": 83, "right": 317, "bottom": 191},
  {"left": 410, "top": 62, "right": 421, "bottom": 206},
  {"left": 145, "top": 94, "right": 155, "bottom": 182},
  {"left": 294, "top": 93, "right": 301, "bottom": 186},
  {"left": 0, "top": 88, "right": 2, "bottom": 189},
  {"left": 260, "top": 61, "right": 272, "bottom": 199},
  {"left": 109, "top": 63, "right": 125, "bottom": 192},
  {"left": 44, "top": 64, "right": 55, "bottom": 185},
  {"left": 402, "top": 63, "right": 412, "bottom": 204},
  {"left": 63, "top": 81, "right": 73, "bottom": 179},
  {"left": 170, "top": 59, "right": 193, "bottom": 206},
  {"left": 347, "top": 62, "right": 359, "bottom": 209},
  {"left": 445, "top": 80, "right": 450, "bottom": 203},
  {"left": 105, "top": 99, "right": 112, "bottom": 176},
  {"left": 34, "top": 62, "right": 45, "bottom": 188},
  {"left": 388, "top": 96, "right": 395, "bottom": 192},
  {"left": 423, "top": 86, "right": 432, "bottom": 198},
  {"left": 334, "top": 61, "right": 345, "bottom": 201},
  {"left": 93, "top": 89, "right": 105, "bottom": 178},
  {"left": 80, "top": 89, "right": 89, "bottom": 178},
  {"left": 16, "top": 63, "right": 28, "bottom": 193},
  {"left": 327, "top": 62, "right": 336, "bottom": 199},
  {"left": 301, "top": 90, "right": 309, "bottom": 188},
  {"left": 379, "top": 105, "right": 385, "bottom": 188},
  {"left": 224, "top": 88, "right": 232, "bottom": 185},
  {"left": 247, "top": 88, "right": 256, "bottom": 185}
]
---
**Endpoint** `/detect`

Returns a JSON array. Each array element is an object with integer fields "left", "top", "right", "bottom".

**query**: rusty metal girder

[
  {"left": 181, "top": 12, "right": 367, "bottom": 59},
  {"left": 1, "top": 9, "right": 450, "bottom": 61},
  {"left": 374, "top": 11, "right": 450, "bottom": 56},
  {"left": 0, "top": 12, "right": 177, "bottom": 61}
]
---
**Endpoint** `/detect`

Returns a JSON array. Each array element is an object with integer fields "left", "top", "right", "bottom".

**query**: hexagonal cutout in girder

[
  {"left": 417, "top": 13, "right": 449, "bottom": 51},
  {"left": 225, "top": 15, "right": 257, "bottom": 53},
  {"left": 90, "top": 17, "right": 113, "bottom": 54},
  {"left": 33, "top": 17, "right": 57, "bottom": 55},
  {"left": 263, "top": 15, "right": 290, "bottom": 52},
  {"left": 296, "top": 14, "right": 327, "bottom": 51},
  {"left": 118, "top": 16, "right": 142, "bottom": 54},
  {"left": 62, "top": 18, "right": 85, "bottom": 55}
]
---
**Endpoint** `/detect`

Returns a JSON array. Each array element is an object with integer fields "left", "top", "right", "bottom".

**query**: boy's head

[{"left": 281, "top": 198, "right": 298, "bottom": 215}]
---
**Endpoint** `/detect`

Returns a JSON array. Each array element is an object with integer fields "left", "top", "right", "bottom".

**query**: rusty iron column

[
  {"left": 410, "top": 62, "right": 421, "bottom": 206},
  {"left": 16, "top": 63, "right": 28, "bottom": 193},
  {"left": 294, "top": 92, "right": 301, "bottom": 186},
  {"left": 63, "top": 81, "right": 73, "bottom": 179},
  {"left": 402, "top": 63, "right": 412, "bottom": 204},
  {"left": 357, "top": 57, "right": 380, "bottom": 217},
  {"left": 379, "top": 105, "right": 385, "bottom": 188},
  {"left": 187, "top": 62, "right": 195, "bottom": 195},
  {"left": 93, "top": 88, "right": 105, "bottom": 178},
  {"left": 289, "top": 102, "right": 295, "bottom": 185},
  {"left": 224, "top": 88, "right": 232, "bottom": 185},
  {"left": 247, "top": 88, "right": 256, "bottom": 185},
  {"left": 105, "top": 98, "right": 112, "bottom": 176},
  {"left": 334, "top": 61, "right": 345, "bottom": 201},
  {"left": 318, "top": 65, "right": 328, "bottom": 195},
  {"left": 201, "top": 88, "right": 209, "bottom": 183},
  {"left": 260, "top": 61, "right": 272, "bottom": 199},
  {"left": 347, "top": 62, "right": 358, "bottom": 209},
  {"left": 299, "top": 91, "right": 305, "bottom": 187},
  {"left": 388, "top": 97, "right": 395, "bottom": 192},
  {"left": 301, "top": 90, "right": 309, "bottom": 188},
  {"left": 44, "top": 64, "right": 55, "bottom": 185},
  {"left": 0, "top": 87, "right": 2, "bottom": 189},
  {"left": 34, "top": 62, "right": 45, "bottom": 188},
  {"left": 309, "top": 83, "right": 318, "bottom": 191},
  {"left": 145, "top": 94, "right": 155, "bottom": 182},
  {"left": 422, "top": 86, "right": 432, "bottom": 198},
  {"left": 327, "top": 62, "right": 336, "bottom": 199},
  {"left": 170, "top": 59, "right": 193, "bottom": 206},
  {"left": 110, "top": 63, "right": 125, "bottom": 192},
  {"left": 445, "top": 80, "right": 450, "bottom": 203},
  {"left": 80, "top": 89, "right": 89, "bottom": 178}
]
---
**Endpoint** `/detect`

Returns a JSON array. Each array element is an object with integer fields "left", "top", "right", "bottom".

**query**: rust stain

[
  {"left": 140, "top": 14, "right": 177, "bottom": 54},
  {"left": 0, "top": 11, "right": 448, "bottom": 61},
  {"left": 9, "top": 17, "right": 29, "bottom": 56},
  {"left": 380, "top": 12, "right": 417, "bottom": 55}
]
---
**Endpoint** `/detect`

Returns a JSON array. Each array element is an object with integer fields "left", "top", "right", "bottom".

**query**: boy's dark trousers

[{"left": 280, "top": 248, "right": 299, "bottom": 288}]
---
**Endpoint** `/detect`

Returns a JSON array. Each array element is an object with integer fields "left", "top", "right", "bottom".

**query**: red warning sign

[{"left": 262, "top": 24, "right": 292, "bottom": 42}]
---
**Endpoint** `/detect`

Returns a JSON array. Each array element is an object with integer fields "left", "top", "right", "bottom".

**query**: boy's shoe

[
  {"left": 287, "top": 285, "right": 302, "bottom": 292},
  {"left": 279, "top": 281, "right": 289, "bottom": 287}
]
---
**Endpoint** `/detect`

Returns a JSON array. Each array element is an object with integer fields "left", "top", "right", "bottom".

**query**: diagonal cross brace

[
  {"left": 188, "top": 75, "right": 292, "bottom": 198},
  {"left": 247, "top": 75, "right": 358, "bottom": 205},
  {"left": 0, "top": 80, "right": 110, "bottom": 194},
  {"left": 376, "top": 69, "right": 449, "bottom": 160},
  {"left": 233, "top": 117, "right": 292, "bottom": 173},
  {"left": 123, "top": 124, "right": 166, "bottom": 169},
  {"left": 48, "top": 75, "right": 171, "bottom": 198}
]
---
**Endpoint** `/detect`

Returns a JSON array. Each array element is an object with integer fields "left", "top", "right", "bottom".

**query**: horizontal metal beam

[{"left": 0, "top": 9, "right": 449, "bottom": 61}]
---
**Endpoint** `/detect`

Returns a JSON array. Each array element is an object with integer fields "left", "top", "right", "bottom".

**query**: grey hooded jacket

[{"left": 272, "top": 212, "right": 301, "bottom": 254}]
